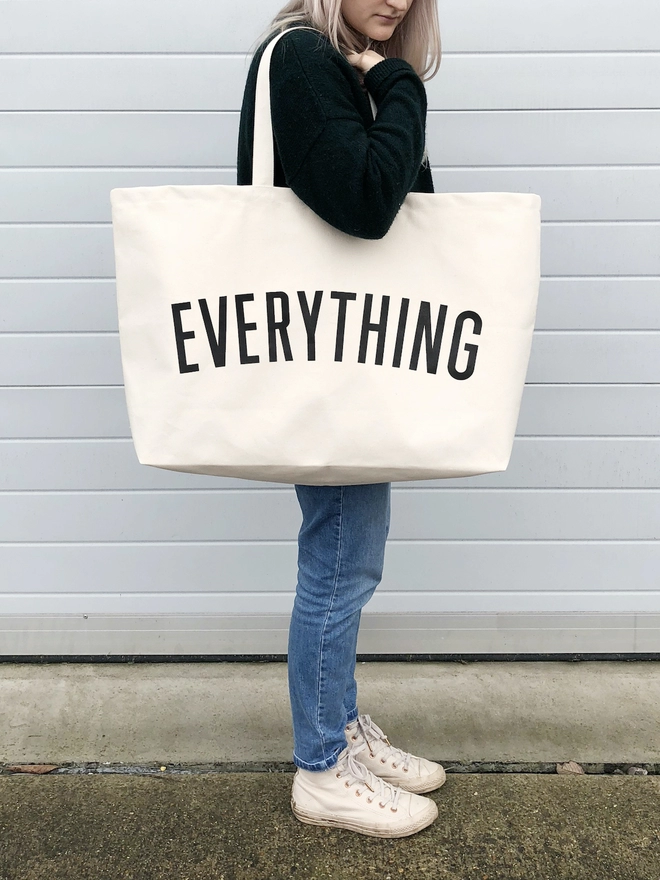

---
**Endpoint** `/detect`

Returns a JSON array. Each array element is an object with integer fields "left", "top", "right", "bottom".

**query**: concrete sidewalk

[
  {"left": 3, "top": 661, "right": 660, "bottom": 765},
  {"left": 1, "top": 771, "right": 659, "bottom": 879}
]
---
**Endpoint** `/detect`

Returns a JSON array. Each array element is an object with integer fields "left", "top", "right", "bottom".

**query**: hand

[{"left": 346, "top": 49, "right": 385, "bottom": 74}]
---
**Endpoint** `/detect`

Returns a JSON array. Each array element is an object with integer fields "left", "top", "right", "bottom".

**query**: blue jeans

[{"left": 288, "top": 483, "right": 391, "bottom": 771}]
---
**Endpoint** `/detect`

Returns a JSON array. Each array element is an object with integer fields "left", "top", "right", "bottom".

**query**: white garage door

[{"left": 1, "top": 0, "right": 659, "bottom": 655}]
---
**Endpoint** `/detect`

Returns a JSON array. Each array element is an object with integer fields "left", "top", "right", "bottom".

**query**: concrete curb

[{"left": 2, "top": 660, "right": 659, "bottom": 764}]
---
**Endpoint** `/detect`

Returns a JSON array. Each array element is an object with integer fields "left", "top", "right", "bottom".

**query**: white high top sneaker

[
  {"left": 291, "top": 742, "right": 438, "bottom": 838},
  {"left": 345, "top": 714, "right": 446, "bottom": 794}
]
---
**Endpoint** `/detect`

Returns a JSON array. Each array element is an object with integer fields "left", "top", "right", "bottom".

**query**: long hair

[{"left": 256, "top": 0, "right": 441, "bottom": 81}]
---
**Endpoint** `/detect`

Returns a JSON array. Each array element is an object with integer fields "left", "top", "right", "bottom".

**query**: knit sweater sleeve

[{"left": 268, "top": 30, "right": 428, "bottom": 240}]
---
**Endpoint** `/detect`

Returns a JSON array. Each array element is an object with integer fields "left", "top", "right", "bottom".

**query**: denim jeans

[{"left": 288, "top": 483, "right": 391, "bottom": 771}]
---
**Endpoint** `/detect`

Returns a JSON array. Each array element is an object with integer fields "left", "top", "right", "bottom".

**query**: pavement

[
  {"left": 1, "top": 770, "right": 659, "bottom": 879},
  {"left": 3, "top": 661, "right": 660, "bottom": 765},
  {"left": 3, "top": 661, "right": 660, "bottom": 879}
]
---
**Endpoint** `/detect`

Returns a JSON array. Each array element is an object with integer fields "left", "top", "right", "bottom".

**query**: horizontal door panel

[
  {"left": 3, "top": 111, "right": 660, "bottom": 167},
  {"left": 427, "top": 111, "right": 660, "bottom": 167},
  {"left": 0, "top": 614, "right": 654, "bottom": 654},
  {"left": 2, "top": 0, "right": 658, "bottom": 52},
  {"left": 439, "top": 0, "right": 660, "bottom": 51},
  {"left": 0, "top": 280, "right": 118, "bottom": 332},
  {"left": 1, "top": 490, "right": 659, "bottom": 541},
  {"left": 2, "top": 333, "right": 660, "bottom": 386},
  {"left": 0, "top": 57, "right": 247, "bottom": 111},
  {"left": 3, "top": 168, "right": 659, "bottom": 223},
  {"left": 0, "top": 170, "right": 235, "bottom": 223},
  {"left": 0, "top": 227, "right": 114, "bottom": 279},
  {"left": 395, "top": 491, "right": 660, "bottom": 541},
  {"left": 444, "top": 439, "right": 660, "bottom": 488},
  {"left": 1, "top": 439, "right": 659, "bottom": 490},
  {"left": 0, "top": 113, "right": 241, "bottom": 167},
  {"left": 432, "top": 169, "right": 660, "bottom": 223},
  {"left": 542, "top": 223, "right": 660, "bottom": 276},
  {"left": 0, "top": 0, "right": 282, "bottom": 53},
  {"left": 1, "top": 542, "right": 659, "bottom": 595},
  {"left": 3, "top": 385, "right": 659, "bottom": 439},
  {"left": 0, "top": 335, "right": 123, "bottom": 385},
  {"left": 2, "top": 223, "right": 658, "bottom": 279},
  {"left": 429, "top": 53, "right": 660, "bottom": 110},
  {"left": 516, "top": 385, "right": 660, "bottom": 436},
  {"left": 0, "top": 387, "right": 132, "bottom": 438},
  {"left": 527, "top": 333, "right": 660, "bottom": 383},
  {"left": 5, "top": 54, "right": 660, "bottom": 112},
  {"left": 0, "top": 441, "right": 277, "bottom": 491},
  {"left": 535, "top": 279, "right": 660, "bottom": 331}
]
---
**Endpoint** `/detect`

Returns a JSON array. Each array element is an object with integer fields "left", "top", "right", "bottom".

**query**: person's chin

[{"left": 367, "top": 23, "right": 397, "bottom": 40}]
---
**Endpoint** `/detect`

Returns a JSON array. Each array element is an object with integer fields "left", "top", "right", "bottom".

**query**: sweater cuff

[{"left": 364, "top": 57, "right": 418, "bottom": 96}]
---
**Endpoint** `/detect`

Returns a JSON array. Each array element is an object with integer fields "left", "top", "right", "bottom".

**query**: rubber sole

[{"left": 291, "top": 798, "right": 438, "bottom": 839}]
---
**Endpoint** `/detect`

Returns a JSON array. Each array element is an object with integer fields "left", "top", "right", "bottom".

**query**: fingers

[
  {"left": 346, "top": 51, "right": 366, "bottom": 68},
  {"left": 346, "top": 49, "right": 385, "bottom": 73}
]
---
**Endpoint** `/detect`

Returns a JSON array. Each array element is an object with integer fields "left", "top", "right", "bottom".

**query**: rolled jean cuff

[
  {"left": 345, "top": 706, "right": 359, "bottom": 724},
  {"left": 293, "top": 744, "right": 344, "bottom": 772}
]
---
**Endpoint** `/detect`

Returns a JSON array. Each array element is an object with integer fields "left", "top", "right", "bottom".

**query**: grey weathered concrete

[
  {"left": 1, "top": 772, "right": 659, "bottom": 880},
  {"left": 2, "top": 661, "right": 659, "bottom": 765}
]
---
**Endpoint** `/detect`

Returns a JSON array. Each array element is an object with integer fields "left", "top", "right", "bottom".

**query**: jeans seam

[{"left": 314, "top": 486, "right": 345, "bottom": 765}]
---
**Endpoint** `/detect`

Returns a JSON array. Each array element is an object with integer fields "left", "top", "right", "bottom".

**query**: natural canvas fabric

[{"left": 111, "top": 28, "right": 541, "bottom": 485}]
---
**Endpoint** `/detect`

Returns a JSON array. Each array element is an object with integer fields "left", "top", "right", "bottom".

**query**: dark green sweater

[{"left": 237, "top": 25, "right": 433, "bottom": 240}]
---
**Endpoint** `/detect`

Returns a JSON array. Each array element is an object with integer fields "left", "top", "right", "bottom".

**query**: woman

[{"left": 237, "top": 0, "right": 444, "bottom": 838}]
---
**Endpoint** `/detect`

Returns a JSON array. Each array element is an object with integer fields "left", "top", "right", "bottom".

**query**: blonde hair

[{"left": 256, "top": 0, "right": 441, "bottom": 81}]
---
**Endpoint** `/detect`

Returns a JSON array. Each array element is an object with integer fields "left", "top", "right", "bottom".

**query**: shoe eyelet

[
  {"left": 351, "top": 735, "right": 357, "bottom": 741},
  {"left": 336, "top": 772, "right": 341, "bottom": 778},
  {"left": 392, "top": 764, "right": 398, "bottom": 769},
  {"left": 367, "top": 798, "right": 373, "bottom": 804},
  {"left": 391, "top": 807, "right": 398, "bottom": 813},
  {"left": 379, "top": 803, "right": 386, "bottom": 809},
  {"left": 355, "top": 791, "right": 361, "bottom": 797},
  {"left": 380, "top": 758, "right": 386, "bottom": 764},
  {"left": 403, "top": 768, "right": 409, "bottom": 772},
  {"left": 344, "top": 781, "right": 350, "bottom": 788}
]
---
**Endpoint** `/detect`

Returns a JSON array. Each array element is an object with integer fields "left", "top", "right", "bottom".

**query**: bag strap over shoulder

[
  {"left": 252, "top": 26, "right": 378, "bottom": 186},
  {"left": 252, "top": 26, "right": 318, "bottom": 187}
]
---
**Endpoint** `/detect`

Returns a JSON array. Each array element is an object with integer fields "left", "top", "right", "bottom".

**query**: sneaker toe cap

[{"left": 402, "top": 790, "right": 439, "bottom": 820}]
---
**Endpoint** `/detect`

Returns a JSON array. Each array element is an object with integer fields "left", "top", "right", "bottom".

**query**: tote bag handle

[{"left": 252, "top": 26, "right": 378, "bottom": 187}]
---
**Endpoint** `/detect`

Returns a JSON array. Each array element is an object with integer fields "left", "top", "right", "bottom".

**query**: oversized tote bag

[{"left": 111, "top": 27, "right": 541, "bottom": 486}]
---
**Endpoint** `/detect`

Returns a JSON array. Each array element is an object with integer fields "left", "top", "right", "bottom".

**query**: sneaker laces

[
  {"left": 336, "top": 742, "right": 402, "bottom": 810},
  {"left": 350, "top": 713, "right": 413, "bottom": 772}
]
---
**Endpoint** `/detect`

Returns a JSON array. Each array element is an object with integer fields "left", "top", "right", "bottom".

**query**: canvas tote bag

[{"left": 111, "top": 27, "right": 541, "bottom": 485}]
